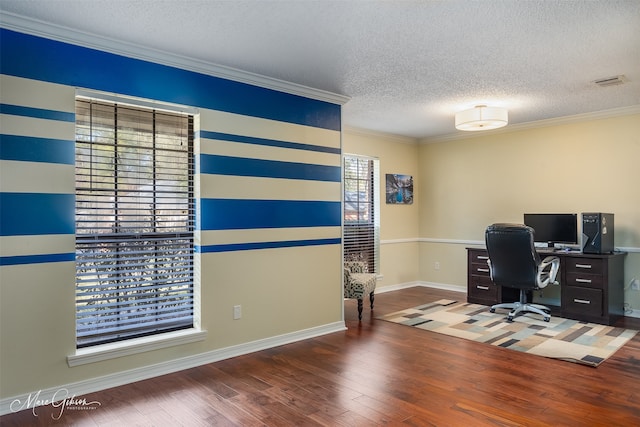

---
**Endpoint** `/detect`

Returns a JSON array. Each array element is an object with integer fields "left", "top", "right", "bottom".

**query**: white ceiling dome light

[{"left": 455, "top": 105, "right": 509, "bottom": 131}]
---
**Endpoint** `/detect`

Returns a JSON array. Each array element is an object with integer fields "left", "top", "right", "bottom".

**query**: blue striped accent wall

[
  {"left": 0, "top": 73, "right": 76, "bottom": 266},
  {"left": 197, "top": 108, "right": 342, "bottom": 252},
  {"left": 200, "top": 199, "right": 341, "bottom": 231},
  {"left": 0, "top": 252, "right": 75, "bottom": 267},
  {"left": 0, "top": 29, "right": 341, "bottom": 131},
  {"left": 199, "top": 131, "right": 341, "bottom": 154},
  {"left": 200, "top": 155, "right": 341, "bottom": 182},
  {"left": 1, "top": 29, "right": 342, "bottom": 263},
  {"left": 0, "top": 134, "right": 75, "bottom": 164},
  {"left": 197, "top": 238, "right": 342, "bottom": 253},
  {"left": 0, "top": 26, "right": 343, "bottom": 403},
  {"left": 0, "top": 193, "right": 75, "bottom": 236},
  {"left": 0, "top": 103, "right": 75, "bottom": 122}
]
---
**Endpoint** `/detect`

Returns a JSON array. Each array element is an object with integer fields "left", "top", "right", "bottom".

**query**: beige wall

[
  {"left": 417, "top": 113, "right": 640, "bottom": 310},
  {"left": 343, "top": 129, "right": 420, "bottom": 289},
  {"left": 345, "top": 113, "right": 640, "bottom": 312}
]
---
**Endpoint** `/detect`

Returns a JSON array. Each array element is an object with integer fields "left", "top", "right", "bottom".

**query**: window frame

[
  {"left": 73, "top": 91, "right": 200, "bottom": 351},
  {"left": 343, "top": 154, "right": 380, "bottom": 273}
]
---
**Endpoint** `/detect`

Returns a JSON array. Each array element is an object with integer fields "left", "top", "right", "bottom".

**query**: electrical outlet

[
  {"left": 434, "top": 261, "right": 440, "bottom": 270},
  {"left": 631, "top": 279, "right": 640, "bottom": 291},
  {"left": 233, "top": 305, "right": 242, "bottom": 319}
]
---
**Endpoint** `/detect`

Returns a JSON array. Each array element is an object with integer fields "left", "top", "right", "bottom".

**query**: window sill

[{"left": 67, "top": 328, "right": 207, "bottom": 367}]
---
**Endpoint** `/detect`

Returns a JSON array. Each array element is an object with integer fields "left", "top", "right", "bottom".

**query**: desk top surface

[{"left": 467, "top": 246, "right": 626, "bottom": 258}]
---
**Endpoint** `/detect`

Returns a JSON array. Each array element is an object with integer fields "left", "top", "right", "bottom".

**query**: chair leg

[
  {"left": 357, "top": 298, "right": 363, "bottom": 320},
  {"left": 490, "top": 302, "right": 517, "bottom": 312},
  {"left": 491, "top": 289, "right": 551, "bottom": 322},
  {"left": 369, "top": 292, "right": 375, "bottom": 309},
  {"left": 510, "top": 303, "right": 550, "bottom": 321}
]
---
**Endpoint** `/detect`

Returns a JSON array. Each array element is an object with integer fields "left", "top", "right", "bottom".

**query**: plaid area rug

[{"left": 378, "top": 299, "right": 637, "bottom": 367}]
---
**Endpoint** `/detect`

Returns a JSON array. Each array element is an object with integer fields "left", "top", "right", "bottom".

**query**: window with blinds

[
  {"left": 75, "top": 98, "right": 195, "bottom": 348},
  {"left": 343, "top": 155, "right": 380, "bottom": 273}
]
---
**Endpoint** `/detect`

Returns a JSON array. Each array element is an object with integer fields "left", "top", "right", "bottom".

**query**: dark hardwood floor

[{"left": 3, "top": 286, "right": 640, "bottom": 426}]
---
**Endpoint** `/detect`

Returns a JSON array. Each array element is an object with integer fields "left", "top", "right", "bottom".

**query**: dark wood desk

[{"left": 467, "top": 247, "right": 626, "bottom": 325}]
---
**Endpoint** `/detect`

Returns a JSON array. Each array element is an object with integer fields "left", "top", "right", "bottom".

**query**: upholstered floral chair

[{"left": 344, "top": 260, "right": 377, "bottom": 320}]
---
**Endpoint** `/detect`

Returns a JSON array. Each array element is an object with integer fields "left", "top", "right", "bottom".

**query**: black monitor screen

[{"left": 523, "top": 213, "right": 578, "bottom": 247}]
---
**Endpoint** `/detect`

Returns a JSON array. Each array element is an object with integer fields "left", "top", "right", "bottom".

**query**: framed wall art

[{"left": 385, "top": 174, "right": 413, "bottom": 204}]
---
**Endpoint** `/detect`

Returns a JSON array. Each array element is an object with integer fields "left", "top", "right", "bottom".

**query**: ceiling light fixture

[{"left": 455, "top": 105, "right": 508, "bottom": 131}]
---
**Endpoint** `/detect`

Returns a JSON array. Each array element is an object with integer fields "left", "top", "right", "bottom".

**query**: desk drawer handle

[
  {"left": 576, "top": 278, "right": 592, "bottom": 284},
  {"left": 477, "top": 268, "right": 490, "bottom": 273},
  {"left": 575, "top": 263, "right": 592, "bottom": 269},
  {"left": 476, "top": 285, "right": 490, "bottom": 291},
  {"left": 574, "top": 298, "right": 591, "bottom": 305},
  {"left": 477, "top": 256, "right": 489, "bottom": 260}
]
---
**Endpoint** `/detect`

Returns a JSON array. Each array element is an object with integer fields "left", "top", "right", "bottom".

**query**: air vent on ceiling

[{"left": 593, "top": 75, "right": 627, "bottom": 87}]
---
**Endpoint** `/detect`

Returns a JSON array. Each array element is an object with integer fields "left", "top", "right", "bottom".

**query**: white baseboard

[
  {"left": 625, "top": 308, "right": 640, "bottom": 318},
  {"left": 376, "top": 281, "right": 467, "bottom": 294},
  {"left": 418, "top": 281, "right": 467, "bottom": 293},
  {"left": 0, "top": 321, "right": 346, "bottom": 416},
  {"left": 375, "top": 281, "right": 422, "bottom": 293}
]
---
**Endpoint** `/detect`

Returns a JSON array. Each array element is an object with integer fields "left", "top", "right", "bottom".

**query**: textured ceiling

[{"left": 1, "top": 0, "right": 639, "bottom": 139}]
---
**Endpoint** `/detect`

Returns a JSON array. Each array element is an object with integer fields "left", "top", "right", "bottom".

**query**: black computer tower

[{"left": 582, "top": 213, "right": 614, "bottom": 254}]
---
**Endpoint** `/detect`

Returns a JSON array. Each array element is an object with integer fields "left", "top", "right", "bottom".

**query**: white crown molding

[
  {"left": 343, "top": 126, "right": 418, "bottom": 145},
  {"left": 421, "top": 104, "right": 640, "bottom": 144},
  {"left": 0, "top": 12, "right": 350, "bottom": 106}
]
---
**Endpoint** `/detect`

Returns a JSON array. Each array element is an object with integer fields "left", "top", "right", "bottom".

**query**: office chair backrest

[{"left": 485, "top": 223, "right": 541, "bottom": 289}]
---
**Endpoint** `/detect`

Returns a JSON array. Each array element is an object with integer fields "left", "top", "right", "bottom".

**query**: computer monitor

[{"left": 523, "top": 213, "right": 578, "bottom": 248}]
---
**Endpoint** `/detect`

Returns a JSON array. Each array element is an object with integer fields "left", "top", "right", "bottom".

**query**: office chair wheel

[
  {"left": 490, "top": 308, "right": 496, "bottom": 313},
  {"left": 507, "top": 315, "right": 514, "bottom": 322},
  {"left": 544, "top": 316, "right": 550, "bottom": 322}
]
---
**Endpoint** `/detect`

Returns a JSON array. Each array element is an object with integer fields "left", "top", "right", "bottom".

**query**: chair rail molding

[
  {"left": 418, "top": 237, "right": 640, "bottom": 253},
  {"left": 380, "top": 237, "right": 421, "bottom": 245},
  {"left": 419, "top": 237, "right": 484, "bottom": 245}
]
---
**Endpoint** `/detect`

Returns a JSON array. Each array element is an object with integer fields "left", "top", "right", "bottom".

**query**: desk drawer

[
  {"left": 562, "top": 286, "right": 603, "bottom": 317},
  {"left": 468, "top": 276, "right": 498, "bottom": 300},
  {"left": 470, "top": 262, "right": 491, "bottom": 277},
  {"left": 566, "top": 272, "right": 604, "bottom": 289},
  {"left": 470, "top": 251, "right": 490, "bottom": 264},
  {"left": 565, "top": 257, "right": 604, "bottom": 275}
]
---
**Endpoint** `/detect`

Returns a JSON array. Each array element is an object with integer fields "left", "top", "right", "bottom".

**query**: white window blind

[
  {"left": 75, "top": 99, "right": 195, "bottom": 348},
  {"left": 343, "top": 155, "right": 380, "bottom": 273}
]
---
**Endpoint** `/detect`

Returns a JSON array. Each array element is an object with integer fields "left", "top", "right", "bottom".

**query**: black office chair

[{"left": 485, "top": 223, "right": 560, "bottom": 322}]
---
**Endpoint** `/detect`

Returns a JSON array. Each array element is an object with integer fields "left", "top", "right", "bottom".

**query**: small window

[
  {"left": 343, "top": 155, "right": 380, "bottom": 273},
  {"left": 75, "top": 98, "right": 195, "bottom": 348}
]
